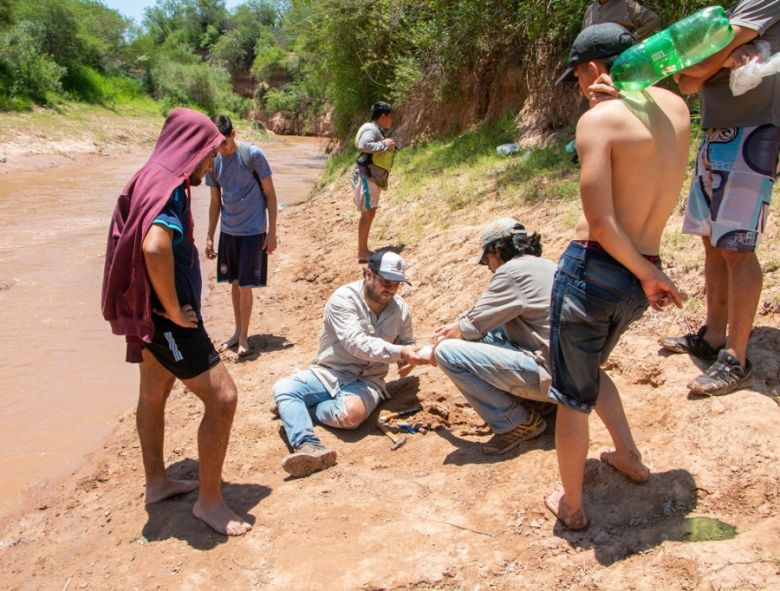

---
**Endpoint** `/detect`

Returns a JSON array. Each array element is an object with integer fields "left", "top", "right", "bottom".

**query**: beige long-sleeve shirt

[
  {"left": 310, "top": 280, "right": 414, "bottom": 400},
  {"left": 582, "top": 0, "right": 661, "bottom": 40}
]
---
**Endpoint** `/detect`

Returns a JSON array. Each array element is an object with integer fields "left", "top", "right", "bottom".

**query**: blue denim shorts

[{"left": 548, "top": 242, "right": 652, "bottom": 413}]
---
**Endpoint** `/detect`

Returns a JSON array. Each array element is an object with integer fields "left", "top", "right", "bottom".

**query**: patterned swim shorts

[{"left": 682, "top": 125, "right": 780, "bottom": 252}]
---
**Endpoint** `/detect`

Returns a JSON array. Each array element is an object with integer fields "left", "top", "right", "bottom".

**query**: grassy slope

[
  {"left": 324, "top": 120, "right": 780, "bottom": 321},
  {"left": 0, "top": 100, "right": 162, "bottom": 152}
]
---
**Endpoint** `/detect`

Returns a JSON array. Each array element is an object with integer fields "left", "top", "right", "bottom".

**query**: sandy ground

[{"left": 1, "top": 140, "right": 779, "bottom": 591}]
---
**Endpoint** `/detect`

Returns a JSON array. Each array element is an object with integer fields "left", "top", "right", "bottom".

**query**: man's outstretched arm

[
  {"left": 205, "top": 185, "right": 221, "bottom": 259},
  {"left": 674, "top": 25, "right": 759, "bottom": 95},
  {"left": 260, "top": 176, "right": 278, "bottom": 253}
]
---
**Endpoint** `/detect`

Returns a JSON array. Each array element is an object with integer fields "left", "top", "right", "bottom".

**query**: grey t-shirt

[
  {"left": 204, "top": 143, "right": 273, "bottom": 236},
  {"left": 457, "top": 256, "right": 557, "bottom": 394},
  {"left": 309, "top": 280, "right": 414, "bottom": 400},
  {"left": 702, "top": 0, "right": 780, "bottom": 129}
]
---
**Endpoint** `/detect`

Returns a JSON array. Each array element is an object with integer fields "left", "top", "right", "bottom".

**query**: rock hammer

[{"left": 377, "top": 422, "right": 407, "bottom": 450}]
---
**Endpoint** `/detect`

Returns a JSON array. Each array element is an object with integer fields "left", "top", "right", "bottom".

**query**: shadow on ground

[
  {"left": 231, "top": 333, "right": 293, "bottom": 363},
  {"left": 549, "top": 462, "right": 733, "bottom": 565},
  {"left": 436, "top": 426, "right": 554, "bottom": 465},
  {"left": 141, "top": 459, "right": 271, "bottom": 550},
  {"left": 373, "top": 243, "right": 406, "bottom": 256}
]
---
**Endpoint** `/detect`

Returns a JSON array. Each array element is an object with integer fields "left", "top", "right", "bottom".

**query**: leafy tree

[
  {"left": 0, "top": 20, "right": 66, "bottom": 107},
  {"left": 143, "top": 0, "right": 228, "bottom": 50}
]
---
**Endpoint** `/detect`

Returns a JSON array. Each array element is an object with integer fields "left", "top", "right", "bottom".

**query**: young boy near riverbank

[
  {"left": 546, "top": 24, "right": 689, "bottom": 530},
  {"left": 352, "top": 101, "right": 396, "bottom": 263},
  {"left": 205, "top": 115, "right": 278, "bottom": 357},
  {"left": 102, "top": 108, "right": 251, "bottom": 536}
]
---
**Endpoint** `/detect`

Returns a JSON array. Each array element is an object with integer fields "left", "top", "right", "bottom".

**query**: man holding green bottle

[{"left": 667, "top": 1, "right": 780, "bottom": 396}]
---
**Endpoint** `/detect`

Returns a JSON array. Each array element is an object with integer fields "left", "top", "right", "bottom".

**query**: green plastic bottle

[{"left": 611, "top": 5, "right": 734, "bottom": 91}]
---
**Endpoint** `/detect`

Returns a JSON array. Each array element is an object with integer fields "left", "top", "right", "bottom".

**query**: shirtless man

[
  {"left": 103, "top": 109, "right": 251, "bottom": 536},
  {"left": 545, "top": 24, "right": 689, "bottom": 530}
]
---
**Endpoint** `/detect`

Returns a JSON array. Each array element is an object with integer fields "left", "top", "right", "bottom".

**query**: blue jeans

[
  {"left": 272, "top": 369, "right": 382, "bottom": 448},
  {"left": 548, "top": 242, "right": 650, "bottom": 413},
  {"left": 434, "top": 330, "right": 547, "bottom": 434}
]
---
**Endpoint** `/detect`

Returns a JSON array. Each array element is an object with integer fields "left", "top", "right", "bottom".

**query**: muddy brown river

[{"left": 0, "top": 135, "right": 325, "bottom": 517}]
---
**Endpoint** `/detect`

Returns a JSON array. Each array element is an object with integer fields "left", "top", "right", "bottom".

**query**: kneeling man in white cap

[{"left": 273, "top": 251, "right": 430, "bottom": 477}]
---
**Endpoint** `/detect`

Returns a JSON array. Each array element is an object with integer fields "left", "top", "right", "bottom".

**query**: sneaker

[
  {"left": 281, "top": 443, "right": 337, "bottom": 478},
  {"left": 481, "top": 410, "right": 546, "bottom": 456},
  {"left": 687, "top": 350, "right": 753, "bottom": 396},
  {"left": 659, "top": 326, "right": 724, "bottom": 361}
]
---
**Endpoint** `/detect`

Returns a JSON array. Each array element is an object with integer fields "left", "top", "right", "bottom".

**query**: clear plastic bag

[
  {"left": 496, "top": 143, "right": 519, "bottom": 156},
  {"left": 730, "top": 40, "right": 780, "bottom": 97}
]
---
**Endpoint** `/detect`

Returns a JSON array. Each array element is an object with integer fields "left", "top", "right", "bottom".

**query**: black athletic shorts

[
  {"left": 217, "top": 232, "right": 268, "bottom": 288},
  {"left": 146, "top": 314, "right": 220, "bottom": 380}
]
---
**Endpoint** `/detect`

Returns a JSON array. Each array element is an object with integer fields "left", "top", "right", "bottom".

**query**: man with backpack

[{"left": 205, "top": 115, "right": 278, "bottom": 357}]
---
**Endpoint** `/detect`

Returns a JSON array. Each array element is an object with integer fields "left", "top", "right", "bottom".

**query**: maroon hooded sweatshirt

[{"left": 102, "top": 108, "right": 223, "bottom": 363}]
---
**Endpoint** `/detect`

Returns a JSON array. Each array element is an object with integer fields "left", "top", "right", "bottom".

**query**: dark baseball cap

[
  {"left": 555, "top": 23, "right": 636, "bottom": 85},
  {"left": 475, "top": 218, "right": 527, "bottom": 265}
]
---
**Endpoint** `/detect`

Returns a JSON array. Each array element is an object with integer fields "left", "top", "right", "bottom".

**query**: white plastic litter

[
  {"left": 496, "top": 143, "right": 520, "bottom": 156},
  {"left": 730, "top": 40, "right": 780, "bottom": 97}
]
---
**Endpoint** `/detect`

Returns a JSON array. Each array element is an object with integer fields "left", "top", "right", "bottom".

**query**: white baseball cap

[{"left": 367, "top": 251, "right": 411, "bottom": 284}]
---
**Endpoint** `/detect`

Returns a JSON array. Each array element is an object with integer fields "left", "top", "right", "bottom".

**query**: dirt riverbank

[{"left": 0, "top": 117, "right": 779, "bottom": 590}]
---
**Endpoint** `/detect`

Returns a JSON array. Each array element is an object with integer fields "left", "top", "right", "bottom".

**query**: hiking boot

[
  {"left": 281, "top": 443, "right": 337, "bottom": 478},
  {"left": 659, "top": 326, "right": 724, "bottom": 361},
  {"left": 687, "top": 350, "right": 753, "bottom": 396},
  {"left": 481, "top": 410, "right": 546, "bottom": 456}
]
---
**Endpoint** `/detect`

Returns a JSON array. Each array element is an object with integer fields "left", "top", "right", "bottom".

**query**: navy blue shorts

[
  {"left": 217, "top": 232, "right": 268, "bottom": 288},
  {"left": 548, "top": 241, "right": 654, "bottom": 413},
  {"left": 146, "top": 314, "right": 220, "bottom": 380}
]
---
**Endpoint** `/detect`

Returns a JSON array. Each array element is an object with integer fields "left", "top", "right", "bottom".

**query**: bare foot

[
  {"left": 192, "top": 499, "right": 252, "bottom": 536},
  {"left": 358, "top": 251, "right": 373, "bottom": 264},
  {"left": 545, "top": 488, "right": 588, "bottom": 531},
  {"left": 237, "top": 339, "right": 251, "bottom": 358},
  {"left": 218, "top": 335, "right": 239, "bottom": 353},
  {"left": 600, "top": 449, "right": 650, "bottom": 483},
  {"left": 145, "top": 478, "right": 199, "bottom": 505}
]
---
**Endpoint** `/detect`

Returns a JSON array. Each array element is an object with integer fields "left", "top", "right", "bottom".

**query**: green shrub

[
  {"left": 0, "top": 21, "right": 65, "bottom": 105},
  {"left": 62, "top": 64, "right": 147, "bottom": 106},
  {"left": 63, "top": 64, "right": 106, "bottom": 103},
  {"left": 150, "top": 55, "right": 243, "bottom": 114}
]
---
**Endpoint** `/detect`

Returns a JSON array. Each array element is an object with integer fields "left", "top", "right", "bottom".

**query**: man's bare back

[{"left": 574, "top": 86, "right": 691, "bottom": 255}]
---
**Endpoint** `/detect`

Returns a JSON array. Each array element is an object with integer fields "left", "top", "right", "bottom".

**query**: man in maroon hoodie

[{"left": 102, "top": 108, "right": 251, "bottom": 536}]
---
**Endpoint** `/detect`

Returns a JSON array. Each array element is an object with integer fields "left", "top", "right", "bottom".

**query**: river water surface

[{"left": 0, "top": 135, "right": 325, "bottom": 517}]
